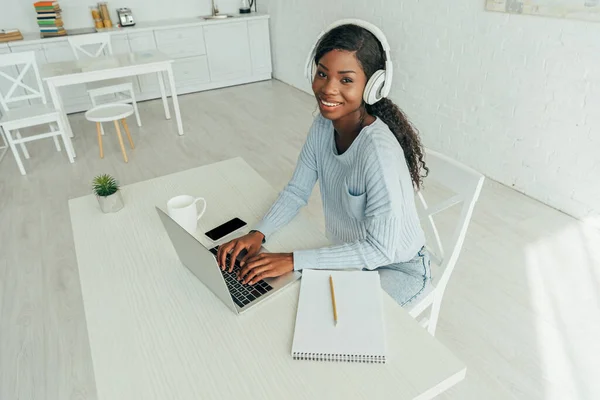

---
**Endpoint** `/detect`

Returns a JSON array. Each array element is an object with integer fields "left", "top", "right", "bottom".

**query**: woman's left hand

[{"left": 237, "top": 253, "right": 294, "bottom": 285}]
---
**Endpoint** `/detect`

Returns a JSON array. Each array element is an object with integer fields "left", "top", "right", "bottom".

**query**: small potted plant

[{"left": 92, "top": 174, "right": 124, "bottom": 213}]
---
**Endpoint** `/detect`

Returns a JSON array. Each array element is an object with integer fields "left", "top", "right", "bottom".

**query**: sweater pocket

[{"left": 343, "top": 184, "right": 367, "bottom": 221}]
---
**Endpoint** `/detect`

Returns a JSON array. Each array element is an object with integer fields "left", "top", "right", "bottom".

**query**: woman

[{"left": 217, "top": 22, "right": 430, "bottom": 306}]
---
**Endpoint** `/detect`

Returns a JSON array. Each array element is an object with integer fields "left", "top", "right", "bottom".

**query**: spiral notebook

[{"left": 291, "top": 269, "right": 387, "bottom": 363}]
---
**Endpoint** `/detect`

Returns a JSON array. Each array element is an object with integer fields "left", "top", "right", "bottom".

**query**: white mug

[{"left": 167, "top": 195, "right": 207, "bottom": 234}]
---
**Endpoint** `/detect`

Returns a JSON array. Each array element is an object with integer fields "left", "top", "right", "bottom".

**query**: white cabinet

[
  {"left": 203, "top": 22, "right": 252, "bottom": 82},
  {"left": 248, "top": 19, "right": 272, "bottom": 76},
  {"left": 5, "top": 16, "right": 272, "bottom": 113}
]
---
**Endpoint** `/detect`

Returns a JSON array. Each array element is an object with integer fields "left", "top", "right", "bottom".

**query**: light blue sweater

[{"left": 254, "top": 114, "right": 425, "bottom": 271}]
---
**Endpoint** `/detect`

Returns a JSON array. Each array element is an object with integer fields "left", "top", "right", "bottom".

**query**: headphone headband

[{"left": 304, "top": 19, "right": 393, "bottom": 100}]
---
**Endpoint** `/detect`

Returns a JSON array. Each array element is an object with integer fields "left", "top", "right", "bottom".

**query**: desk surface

[
  {"left": 68, "top": 158, "right": 466, "bottom": 400},
  {"left": 40, "top": 50, "right": 171, "bottom": 80}
]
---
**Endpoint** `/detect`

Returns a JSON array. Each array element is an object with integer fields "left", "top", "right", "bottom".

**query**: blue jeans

[{"left": 365, "top": 247, "right": 432, "bottom": 307}]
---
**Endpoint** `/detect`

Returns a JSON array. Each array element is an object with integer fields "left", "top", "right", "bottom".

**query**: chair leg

[
  {"left": 50, "top": 123, "right": 61, "bottom": 151},
  {"left": 129, "top": 88, "right": 142, "bottom": 127},
  {"left": 121, "top": 119, "right": 135, "bottom": 149},
  {"left": 5, "top": 129, "right": 26, "bottom": 175},
  {"left": 96, "top": 122, "right": 104, "bottom": 159},
  {"left": 113, "top": 120, "right": 128, "bottom": 163},
  {"left": 15, "top": 130, "right": 30, "bottom": 159},
  {"left": 55, "top": 116, "right": 74, "bottom": 163}
]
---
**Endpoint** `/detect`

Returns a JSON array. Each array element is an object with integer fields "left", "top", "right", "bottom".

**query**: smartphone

[{"left": 204, "top": 217, "right": 247, "bottom": 241}]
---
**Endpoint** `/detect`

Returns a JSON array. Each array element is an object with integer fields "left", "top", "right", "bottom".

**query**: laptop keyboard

[{"left": 209, "top": 247, "right": 273, "bottom": 308}]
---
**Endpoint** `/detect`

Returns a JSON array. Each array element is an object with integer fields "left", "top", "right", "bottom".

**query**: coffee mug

[{"left": 167, "top": 195, "right": 207, "bottom": 234}]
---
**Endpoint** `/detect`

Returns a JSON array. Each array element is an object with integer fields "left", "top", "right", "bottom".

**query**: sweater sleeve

[
  {"left": 252, "top": 120, "right": 320, "bottom": 239},
  {"left": 292, "top": 134, "right": 423, "bottom": 271}
]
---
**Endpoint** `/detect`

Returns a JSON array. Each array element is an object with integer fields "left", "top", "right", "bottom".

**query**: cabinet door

[
  {"left": 43, "top": 42, "right": 91, "bottom": 110},
  {"left": 111, "top": 33, "right": 131, "bottom": 54},
  {"left": 155, "top": 26, "right": 206, "bottom": 59},
  {"left": 248, "top": 19, "right": 272, "bottom": 76},
  {"left": 129, "top": 31, "right": 160, "bottom": 94},
  {"left": 172, "top": 56, "right": 210, "bottom": 90},
  {"left": 203, "top": 22, "right": 252, "bottom": 82}
]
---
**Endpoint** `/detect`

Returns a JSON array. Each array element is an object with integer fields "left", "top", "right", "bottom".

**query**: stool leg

[
  {"left": 113, "top": 120, "right": 128, "bottom": 163},
  {"left": 96, "top": 122, "right": 104, "bottom": 159},
  {"left": 121, "top": 118, "right": 135, "bottom": 149}
]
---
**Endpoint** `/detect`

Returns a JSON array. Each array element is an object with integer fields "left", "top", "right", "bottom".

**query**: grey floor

[{"left": 1, "top": 80, "right": 598, "bottom": 400}]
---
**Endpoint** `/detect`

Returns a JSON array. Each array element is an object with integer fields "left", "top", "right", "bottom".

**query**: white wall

[
  {"left": 0, "top": 0, "right": 242, "bottom": 33},
  {"left": 258, "top": 0, "right": 600, "bottom": 220}
]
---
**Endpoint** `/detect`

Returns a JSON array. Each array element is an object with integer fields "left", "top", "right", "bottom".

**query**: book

[
  {"left": 38, "top": 19, "right": 63, "bottom": 26},
  {"left": 291, "top": 270, "right": 387, "bottom": 363},
  {"left": 37, "top": 14, "right": 61, "bottom": 19}
]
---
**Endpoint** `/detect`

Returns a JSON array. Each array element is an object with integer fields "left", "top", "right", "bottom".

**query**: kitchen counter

[{"left": 10, "top": 12, "right": 269, "bottom": 47}]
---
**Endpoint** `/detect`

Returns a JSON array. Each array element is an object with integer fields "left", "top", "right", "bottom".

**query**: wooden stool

[{"left": 85, "top": 103, "right": 135, "bottom": 163}]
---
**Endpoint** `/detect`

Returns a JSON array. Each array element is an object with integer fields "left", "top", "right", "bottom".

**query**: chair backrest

[
  {"left": 68, "top": 33, "right": 114, "bottom": 60},
  {"left": 415, "top": 148, "right": 484, "bottom": 331},
  {"left": 0, "top": 51, "right": 46, "bottom": 112}
]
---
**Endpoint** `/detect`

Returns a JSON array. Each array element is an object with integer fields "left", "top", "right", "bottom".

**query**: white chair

[
  {"left": 0, "top": 51, "right": 74, "bottom": 175},
  {"left": 85, "top": 103, "right": 135, "bottom": 163},
  {"left": 406, "top": 148, "right": 485, "bottom": 336},
  {"left": 68, "top": 33, "right": 142, "bottom": 135}
]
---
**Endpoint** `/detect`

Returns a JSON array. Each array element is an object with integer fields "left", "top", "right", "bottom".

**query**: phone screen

[{"left": 204, "top": 217, "right": 247, "bottom": 241}]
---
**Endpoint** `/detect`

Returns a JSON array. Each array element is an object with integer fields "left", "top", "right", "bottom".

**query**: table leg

[
  {"left": 165, "top": 64, "right": 183, "bottom": 136},
  {"left": 47, "top": 82, "right": 77, "bottom": 158},
  {"left": 157, "top": 71, "right": 171, "bottom": 120},
  {"left": 96, "top": 123, "right": 104, "bottom": 159}
]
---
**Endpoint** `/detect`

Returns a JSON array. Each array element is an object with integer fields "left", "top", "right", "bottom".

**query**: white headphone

[{"left": 304, "top": 19, "right": 394, "bottom": 105}]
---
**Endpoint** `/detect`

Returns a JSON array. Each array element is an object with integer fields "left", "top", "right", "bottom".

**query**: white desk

[
  {"left": 68, "top": 158, "right": 466, "bottom": 400},
  {"left": 41, "top": 50, "right": 183, "bottom": 154}
]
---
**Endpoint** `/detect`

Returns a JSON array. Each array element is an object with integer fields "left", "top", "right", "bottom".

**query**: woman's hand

[
  {"left": 237, "top": 253, "right": 294, "bottom": 285},
  {"left": 216, "top": 231, "right": 265, "bottom": 272}
]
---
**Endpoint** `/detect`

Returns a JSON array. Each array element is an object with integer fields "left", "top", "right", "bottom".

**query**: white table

[
  {"left": 68, "top": 158, "right": 466, "bottom": 400},
  {"left": 41, "top": 50, "right": 183, "bottom": 154}
]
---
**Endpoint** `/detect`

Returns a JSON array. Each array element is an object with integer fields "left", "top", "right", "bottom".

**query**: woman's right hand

[{"left": 216, "top": 231, "right": 265, "bottom": 273}]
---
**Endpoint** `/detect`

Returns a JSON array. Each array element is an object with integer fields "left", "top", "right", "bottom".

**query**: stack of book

[
  {"left": 34, "top": 1, "right": 66, "bottom": 38},
  {"left": 0, "top": 29, "right": 24, "bottom": 43}
]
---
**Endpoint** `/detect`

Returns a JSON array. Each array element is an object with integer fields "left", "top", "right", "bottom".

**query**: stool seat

[
  {"left": 85, "top": 103, "right": 135, "bottom": 122},
  {"left": 85, "top": 103, "right": 136, "bottom": 163}
]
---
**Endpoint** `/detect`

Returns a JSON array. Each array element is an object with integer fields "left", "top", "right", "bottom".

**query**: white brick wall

[{"left": 258, "top": 0, "right": 600, "bottom": 220}]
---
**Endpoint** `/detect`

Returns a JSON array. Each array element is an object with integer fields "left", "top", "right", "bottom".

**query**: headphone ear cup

[{"left": 363, "top": 70, "right": 386, "bottom": 105}]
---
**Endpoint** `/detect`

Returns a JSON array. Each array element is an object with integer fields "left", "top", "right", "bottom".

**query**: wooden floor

[{"left": 0, "top": 80, "right": 598, "bottom": 400}]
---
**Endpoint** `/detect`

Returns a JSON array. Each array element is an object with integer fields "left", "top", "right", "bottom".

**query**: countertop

[{"left": 9, "top": 12, "right": 269, "bottom": 47}]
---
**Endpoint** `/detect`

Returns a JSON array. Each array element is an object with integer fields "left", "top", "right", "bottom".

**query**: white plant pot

[{"left": 97, "top": 190, "right": 124, "bottom": 213}]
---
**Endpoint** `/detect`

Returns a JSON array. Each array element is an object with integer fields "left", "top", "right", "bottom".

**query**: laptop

[{"left": 156, "top": 207, "right": 301, "bottom": 314}]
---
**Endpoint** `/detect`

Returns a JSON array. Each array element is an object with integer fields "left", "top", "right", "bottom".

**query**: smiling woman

[{"left": 217, "top": 20, "right": 432, "bottom": 307}]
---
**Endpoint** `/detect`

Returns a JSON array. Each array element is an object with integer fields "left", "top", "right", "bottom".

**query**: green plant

[{"left": 92, "top": 174, "right": 120, "bottom": 197}]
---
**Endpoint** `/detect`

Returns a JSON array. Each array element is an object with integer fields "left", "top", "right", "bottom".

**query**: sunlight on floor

[{"left": 525, "top": 216, "right": 600, "bottom": 400}]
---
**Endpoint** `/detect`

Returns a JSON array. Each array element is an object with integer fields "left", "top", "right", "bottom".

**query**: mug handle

[{"left": 194, "top": 197, "right": 207, "bottom": 221}]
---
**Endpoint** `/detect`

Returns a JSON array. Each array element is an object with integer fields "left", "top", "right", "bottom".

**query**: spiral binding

[{"left": 292, "top": 352, "right": 386, "bottom": 363}]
